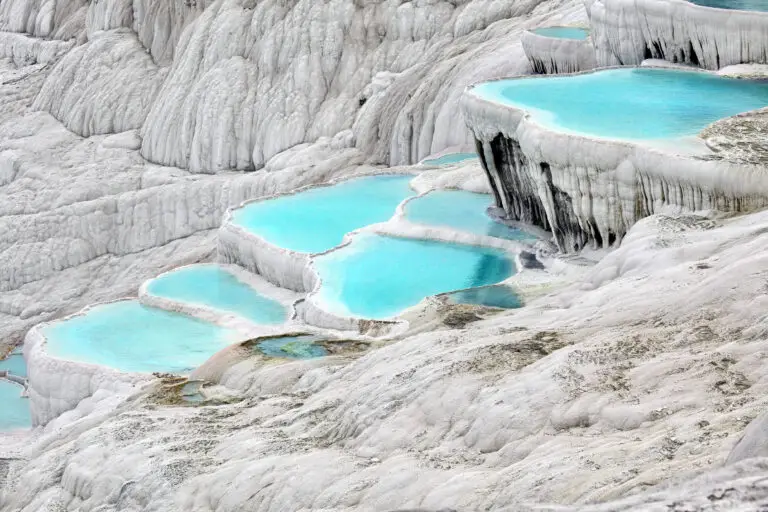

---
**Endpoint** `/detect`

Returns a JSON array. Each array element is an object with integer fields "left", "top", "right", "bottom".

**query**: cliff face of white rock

[{"left": 586, "top": 0, "right": 768, "bottom": 70}]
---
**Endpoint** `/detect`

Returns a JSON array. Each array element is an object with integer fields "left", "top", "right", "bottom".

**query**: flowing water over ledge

[
  {"left": 146, "top": 265, "right": 286, "bottom": 324},
  {"left": 314, "top": 234, "right": 516, "bottom": 319},
  {"left": 531, "top": 26, "right": 589, "bottom": 40},
  {"left": 43, "top": 301, "right": 242, "bottom": 374},
  {"left": 471, "top": 68, "right": 768, "bottom": 140},
  {"left": 231, "top": 175, "right": 414, "bottom": 253}
]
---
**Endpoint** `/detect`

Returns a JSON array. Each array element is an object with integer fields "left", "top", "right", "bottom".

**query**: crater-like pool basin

[
  {"left": 689, "top": 0, "right": 768, "bottom": 11},
  {"left": 444, "top": 284, "right": 522, "bottom": 309},
  {"left": 314, "top": 234, "right": 515, "bottom": 319},
  {"left": 146, "top": 265, "right": 286, "bottom": 324},
  {"left": 43, "top": 301, "right": 242, "bottom": 374},
  {"left": 405, "top": 190, "right": 532, "bottom": 241},
  {"left": 231, "top": 175, "right": 414, "bottom": 253},
  {"left": 421, "top": 153, "right": 478, "bottom": 166},
  {"left": 471, "top": 68, "right": 768, "bottom": 140},
  {"left": 0, "top": 380, "right": 30, "bottom": 430},
  {"left": 531, "top": 26, "right": 589, "bottom": 40},
  {"left": 256, "top": 336, "right": 329, "bottom": 359}
]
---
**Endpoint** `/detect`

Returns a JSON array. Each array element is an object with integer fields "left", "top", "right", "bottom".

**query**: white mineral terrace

[
  {"left": 461, "top": 68, "right": 768, "bottom": 252},
  {"left": 4, "top": 0, "right": 768, "bottom": 508}
]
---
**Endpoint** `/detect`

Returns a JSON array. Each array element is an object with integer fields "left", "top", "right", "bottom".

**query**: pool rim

[
  {"left": 224, "top": 171, "right": 419, "bottom": 257},
  {"left": 525, "top": 25, "right": 592, "bottom": 41}
]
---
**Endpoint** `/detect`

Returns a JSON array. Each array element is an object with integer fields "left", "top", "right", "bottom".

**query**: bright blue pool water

[
  {"left": 689, "top": 0, "right": 768, "bottom": 11},
  {"left": 314, "top": 234, "right": 515, "bottom": 319},
  {"left": 0, "top": 352, "right": 26, "bottom": 378},
  {"left": 146, "top": 265, "right": 286, "bottom": 324},
  {"left": 257, "top": 336, "right": 329, "bottom": 359},
  {"left": 231, "top": 175, "right": 414, "bottom": 254},
  {"left": 44, "top": 301, "right": 241, "bottom": 374},
  {"left": 406, "top": 190, "right": 533, "bottom": 241},
  {"left": 421, "top": 153, "right": 477, "bottom": 166},
  {"left": 532, "top": 26, "right": 589, "bottom": 40},
  {"left": 472, "top": 68, "right": 768, "bottom": 140},
  {"left": 445, "top": 285, "right": 522, "bottom": 309},
  {"left": 0, "top": 380, "right": 30, "bottom": 430}
]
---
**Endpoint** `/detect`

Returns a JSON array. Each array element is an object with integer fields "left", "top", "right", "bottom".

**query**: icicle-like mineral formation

[
  {"left": 521, "top": 29, "right": 597, "bottom": 74},
  {"left": 586, "top": 0, "right": 768, "bottom": 70}
]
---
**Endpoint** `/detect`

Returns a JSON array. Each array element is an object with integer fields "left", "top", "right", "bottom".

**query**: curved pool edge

[
  {"left": 296, "top": 219, "right": 527, "bottom": 333},
  {"left": 461, "top": 69, "right": 768, "bottom": 252},
  {"left": 138, "top": 263, "right": 300, "bottom": 335},
  {"left": 23, "top": 308, "right": 154, "bottom": 426}
]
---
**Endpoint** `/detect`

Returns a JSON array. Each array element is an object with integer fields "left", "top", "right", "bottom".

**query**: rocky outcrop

[
  {"left": 32, "top": 29, "right": 167, "bottom": 137},
  {"left": 586, "top": 0, "right": 768, "bottom": 70}
]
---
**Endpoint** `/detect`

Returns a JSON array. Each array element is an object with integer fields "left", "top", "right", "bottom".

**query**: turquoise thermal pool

[
  {"left": 444, "top": 284, "right": 522, "bottom": 309},
  {"left": 0, "top": 380, "right": 30, "bottom": 430},
  {"left": 256, "top": 336, "right": 329, "bottom": 359},
  {"left": 314, "top": 234, "right": 515, "bottom": 319},
  {"left": 689, "top": 0, "right": 768, "bottom": 11},
  {"left": 146, "top": 265, "right": 286, "bottom": 324},
  {"left": 421, "top": 152, "right": 477, "bottom": 166},
  {"left": 406, "top": 190, "right": 532, "bottom": 241},
  {"left": 231, "top": 175, "right": 414, "bottom": 253},
  {"left": 471, "top": 68, "right": 768, "bottom": 140},
  {"left": 0, "top": 351, "right": 26, "bottom": 378},
  {"left": 43, "top": 301, "right": 242, "bottom": 374},
  {"left": 531, "top": 26, "right": 589, "bottom": 40}
]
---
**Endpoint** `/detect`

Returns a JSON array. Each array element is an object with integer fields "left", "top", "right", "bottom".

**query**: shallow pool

[
  {"left": 689, "top": 0, "right": 768, "bottom": 11},
  {"left": 421, "top": 153, "right": 477, "bottom": 166},
  {"left": 406, "top": 190, "right": 532, "bottom": 241},
  {"left": 445, "top": 285, "right": 522, "bottom": 309},
  {"left": 44, "top": 301, "right": 242, "bottom": 374},
  {"left": 231, "top": 175, "right": 414, "bottom": 253},
  {"left": 256, "top": 336, "right": 329, "bottom": 359},
  {"left": 314, "top": 234, "right": 515, "bottom": 319},
  {"left": 146, "top": 265, "right": 286, "bottom": 324},
  {"left": 0, "top": 380, "right": 30, "bottom": 430},
  {"left": 531, "top": 26, "right": 589, "bottom": 40},
  {"left": 471, "top": 68, "right": 768, "bottom": 140},
  {"left": 0, "top": 352, "right": 26, "bottom": 378}
]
